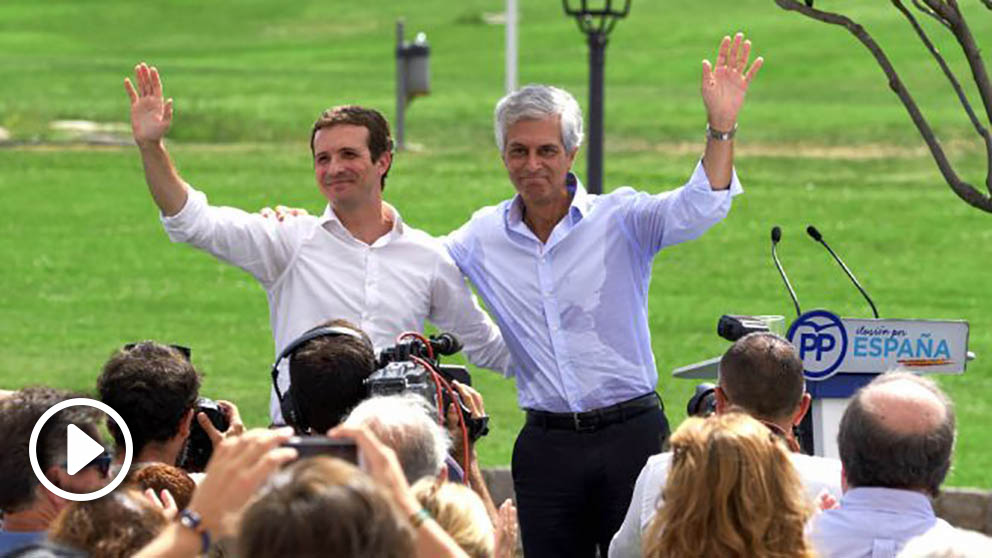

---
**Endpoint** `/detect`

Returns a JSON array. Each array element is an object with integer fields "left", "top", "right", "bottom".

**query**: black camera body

[
  {"left": 181, "top": 397, "right": 229, "bottom": 472},
  {"left": 365, "top": 333, "right": 489, "bottom": 442}
]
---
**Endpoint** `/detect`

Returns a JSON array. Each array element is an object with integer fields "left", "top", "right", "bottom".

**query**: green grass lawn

[{"left": 2, "top": 1, "right": 990, "bottom": 487}]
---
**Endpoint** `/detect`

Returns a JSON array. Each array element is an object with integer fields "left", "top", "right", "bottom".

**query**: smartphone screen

[{"left": 282, "top": 436, "right": 358, "bottom": 464}]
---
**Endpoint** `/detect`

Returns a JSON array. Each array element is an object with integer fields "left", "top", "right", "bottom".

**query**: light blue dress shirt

[
  {"left": 444, "top": 161, "right": 741, "bottom": 412},
  {"left": 809, "top": 487, "right": 956, "bottom": 558}
]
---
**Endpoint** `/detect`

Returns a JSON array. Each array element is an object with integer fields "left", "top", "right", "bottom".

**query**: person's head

[
  {"left": 288, "top": 319, "right": 376, "bottom": 433},
  {"left": 644, "top": 413, "right": 814, "bottom": 558},
  {"left": 494, "top": 85, "right": 582, "bottom": 207},
  {"left": 412, "top": 479, "right": 494, "bottom": 558},
  {"left": 48, "top": 488, "right": 168, "bottom": 558},
  {"left": 97, "top": 342, "right": 201, "bottom": 464},
  {"left": 343, "top": 394, "right": 450, "bottom": 483},
  {"left": 838, "top": 371, "right": 955, "bottom": 497},
  {"left": 127, "top": 463, "right": 196, "bottom": 510},
  {"left": 717, "top": 332, "right": 810, "bottom": 430},
  {"left": 239, "top": 456, "right": 414, "bottom": 558},
  {"left": 0, "top": 387, "right": 109, "bottom": 521},
  {"left": 310, "top": 105, "right": 394, "bottom": 209}
]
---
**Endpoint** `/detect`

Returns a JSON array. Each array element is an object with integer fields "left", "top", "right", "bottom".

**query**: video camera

[{"left": 365, "top": 332, "right": 489, "bottom": 442}]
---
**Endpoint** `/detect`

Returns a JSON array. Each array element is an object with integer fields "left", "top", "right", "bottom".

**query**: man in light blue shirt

[
  {"left": 809, "top": 372, "right": 959, "bottom": 558},
  {"left": 443, "top": 33, "right": 763, "bottom": 558}
]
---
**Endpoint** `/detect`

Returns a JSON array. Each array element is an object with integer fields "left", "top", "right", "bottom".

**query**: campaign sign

[
  {"left": 788, "top": 310, "right": 970, "bottom": 381},
  {"left": 787, "top": 310, "right": 849, "bottom": 380}
]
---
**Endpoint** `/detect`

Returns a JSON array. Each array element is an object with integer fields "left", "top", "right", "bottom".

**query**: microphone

[
  {"left": 771, "top": 226, "right": 802, "bottom": 318},
  {"left": 429, "top": 333, "right": 463, "bottom": 356},
  {"left": 806, "top": 225, "right": 879, "bottom": 318}
]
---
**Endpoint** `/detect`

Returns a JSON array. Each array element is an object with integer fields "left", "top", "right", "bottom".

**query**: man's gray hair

[
  {"left": 344, "top": 394, "right": 451, "bottom": 483},
  {"left": 494, "top": 84, "right": 584, "bottom": 153}
]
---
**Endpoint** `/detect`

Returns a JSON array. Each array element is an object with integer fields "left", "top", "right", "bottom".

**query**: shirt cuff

[
  {"left": 160, "top": 187, "right": 206, "bottom": 241},
  {"left": 682, "top": 158, "right": 743, "bottom": 213}
]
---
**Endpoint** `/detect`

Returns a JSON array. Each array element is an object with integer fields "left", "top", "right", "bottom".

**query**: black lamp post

[{"left": 562, "top": 0, "right": 631, "bottom": 194}]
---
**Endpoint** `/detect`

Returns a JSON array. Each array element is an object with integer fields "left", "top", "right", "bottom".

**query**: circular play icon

[{"left": 28, "top": 398, "right": 133, "bottom": 502}]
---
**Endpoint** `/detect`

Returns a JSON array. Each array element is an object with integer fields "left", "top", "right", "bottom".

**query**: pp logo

[{"left": 786, "top": 310, "right": 848, "bottom": 381}]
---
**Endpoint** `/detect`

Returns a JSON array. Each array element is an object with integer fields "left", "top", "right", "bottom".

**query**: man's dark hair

[
  {"left": 289, "top": 319, "right": 376, "bottom": 433},
  {"left": 0, "top": 387, "right": 101, "bottom": 512},
  {"left": 718, "top": 332, "right": 806, "bottom": 421},
  {"left": 97, "top": 342, "right": 201, "bottom": 457},
  {"left": 838, "top": 372, "right": 955, "bottom": 497},
  {"left": 309, "top": 105, "right": 394, "bottom": 189}
]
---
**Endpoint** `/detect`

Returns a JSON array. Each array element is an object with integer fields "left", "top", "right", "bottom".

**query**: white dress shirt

[
  {"left": 809, "top": 487, "right": 956, "bottom": 558},
  {"left": 609, "top": 448, "right": 842, "bottom": 558},
  {"left": 162, "top": 187, "right": 510, "bottom": 422}
]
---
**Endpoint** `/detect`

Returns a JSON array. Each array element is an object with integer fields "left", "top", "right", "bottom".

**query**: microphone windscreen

[
  {"left": 771, "top": 226, "right": 782, "bottom": 243},
  {"left": 806, "top": 225, "right": 823, "bottom": 242}
]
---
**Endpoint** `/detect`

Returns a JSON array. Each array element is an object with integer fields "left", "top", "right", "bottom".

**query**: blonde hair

[
  {"left": 412, "top": 478, "right": 494, "bottom": 558},
  {"left": 644, "top": 413, "right": 814, "bottom": 558}
]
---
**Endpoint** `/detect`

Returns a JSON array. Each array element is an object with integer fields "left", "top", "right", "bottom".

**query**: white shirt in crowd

[
  {"left": 608, "top": 449, "right": 842, "bottom": 558},
  {"left": 162, "top": 187, "right": 510, "bottom": 422}
]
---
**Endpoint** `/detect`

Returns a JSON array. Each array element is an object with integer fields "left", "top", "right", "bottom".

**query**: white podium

[{"left": 674, "top": 310, "right": 971, "bottom": 458}]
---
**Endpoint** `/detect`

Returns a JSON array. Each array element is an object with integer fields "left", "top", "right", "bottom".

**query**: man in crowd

[
  {"left": 97, "top": 341, "right": 241, "bottom": 470},
  {"left": 810, "top": 371, "right": 959, "bottom": 557},
  {"left": 608, "top": 332, "right": 841, "bottom": 557},
  {"left": 0, "top": 388, "right": 110, "bottom": 554},
  {"left": 441, "top": 33, "right": 762, "bottom": 556},
  {"left": 282, "top": 319, "right": 377, "bottom": 434},
  {"left": 124, "top": 63, "right": 509, "bottom": 424}
]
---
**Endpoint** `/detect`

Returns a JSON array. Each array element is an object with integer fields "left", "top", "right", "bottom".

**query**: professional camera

[
  {"left": 365, "top": 332, "right": 489, "bottom": 442},
  {"left": 686, "top": 383, "right": 717, "bottom": 418},
  {"left": 180, "top": 397, "right": 229, "bottom": 472}
]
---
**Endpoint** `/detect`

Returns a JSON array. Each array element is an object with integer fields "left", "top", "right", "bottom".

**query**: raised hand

[
  {"left": 125, "top": 62, "right": 174, "bottom": 147},
  {"left": 701, "top": 33, "right": 763, "bottom": 131}
]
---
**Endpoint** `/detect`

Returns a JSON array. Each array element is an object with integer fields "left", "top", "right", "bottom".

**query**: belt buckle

[{"left": 572, "top": 412, "right": 597, "bottom": 432}]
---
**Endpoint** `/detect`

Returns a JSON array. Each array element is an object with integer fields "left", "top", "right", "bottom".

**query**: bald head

[{"left": 838, "top": 372, "right": 955, "bottom": 496}]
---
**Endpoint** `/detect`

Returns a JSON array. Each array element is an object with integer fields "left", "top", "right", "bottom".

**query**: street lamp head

[{"left": 562, "top": 0, "right": 632, "bottom": 35}]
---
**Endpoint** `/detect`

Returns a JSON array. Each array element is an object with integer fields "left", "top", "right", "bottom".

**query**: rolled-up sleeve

[
  {"left": 428, "top": 248, "right": 512, "bottom": 377},
  {"left": 623, "top": 159, "right": 743, "bottom": 256},
  {"left": 161, "top": 187, "right": 301, "bottom": 287}
]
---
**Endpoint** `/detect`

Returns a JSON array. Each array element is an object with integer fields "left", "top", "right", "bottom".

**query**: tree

[{"left": 775, "top": 0, "right": 992, "bottom": 212}]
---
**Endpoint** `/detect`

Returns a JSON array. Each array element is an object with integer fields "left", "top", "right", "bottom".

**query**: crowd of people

[
  {"left": 2, "top": 332, "right": 987, "bottom": 558},
  {"left": 2, "top": 29, "right": 988, "bottom": 558}
]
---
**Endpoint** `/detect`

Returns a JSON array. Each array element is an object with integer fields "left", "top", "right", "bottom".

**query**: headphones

[{"left": 271, "top": 325, "right": 368, "bottom": 431}]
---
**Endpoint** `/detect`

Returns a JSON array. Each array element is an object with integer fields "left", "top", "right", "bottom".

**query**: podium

[{"left": 674, "top": 310, "right": 972, "bottom": 458}]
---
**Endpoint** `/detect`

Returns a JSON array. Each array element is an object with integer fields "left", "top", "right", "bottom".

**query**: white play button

[
  {"left": 29, "top": 397, "right": 134, "bottom": 502},
  {"left": 66, "top": 423, "right": 106, "bottom": 475}
]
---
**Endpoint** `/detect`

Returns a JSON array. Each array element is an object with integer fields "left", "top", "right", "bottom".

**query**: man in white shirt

[
  {"left": 124, "top": 63, "right": 509, "bottom": 423},
  {"left": 609, "top": 332, "right": 842, "bottom": 558},
  {"left": 809, "top": 371, "right": 959, "bottom": 558}
]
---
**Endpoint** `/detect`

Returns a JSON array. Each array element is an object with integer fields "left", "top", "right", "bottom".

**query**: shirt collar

[
  {"left": 840, "top": 487, "right": 936, "bottom": 517},
  {"left": 505, "top": 172, "right": 590, "bottom": 228},
  {"left": 319, "top": 202, "right": 405, "bottom": 243}
]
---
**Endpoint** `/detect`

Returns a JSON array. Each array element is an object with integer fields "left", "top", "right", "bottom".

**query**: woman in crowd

[{"left": 643, "top": 413, "right": 814, "bottom": 558}]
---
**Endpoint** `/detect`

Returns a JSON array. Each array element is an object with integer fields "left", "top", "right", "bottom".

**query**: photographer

[{"left": 97, "top": 342, "right": 243, "bottom": 474}]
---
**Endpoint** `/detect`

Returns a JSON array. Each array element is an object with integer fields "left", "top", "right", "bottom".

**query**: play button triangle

[{"left": 66, "top": 423, "right": 105, "bottom": 476}]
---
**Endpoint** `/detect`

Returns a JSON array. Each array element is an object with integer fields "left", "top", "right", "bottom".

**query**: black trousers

[{"left": 512, "top": 402, "right": 670, "bottom": 558}]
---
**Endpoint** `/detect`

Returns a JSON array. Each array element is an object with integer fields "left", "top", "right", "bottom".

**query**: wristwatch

[{"left": 706, "top": 123, "right": 737, "bottom": 141}]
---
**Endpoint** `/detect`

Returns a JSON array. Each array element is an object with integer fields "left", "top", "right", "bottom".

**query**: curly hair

[
  {"left": 644, "top": 413, "right": 814, "bottom": 558},
  {"left": 49, "top": 488, "right": 168, "bottom": 558},
  {"left": 127, "top": 463, "right": 196, "bottom": 510},
  {"left": 97, "top": 342, "right": 201, "bottom": 456}
]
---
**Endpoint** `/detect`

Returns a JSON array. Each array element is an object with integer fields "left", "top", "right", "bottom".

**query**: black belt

[{"left": 525, "top": 393, "right": 660, "bottom": 432}]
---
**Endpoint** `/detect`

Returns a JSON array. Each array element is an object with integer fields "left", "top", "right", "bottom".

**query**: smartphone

[{"left": 282, "top": 436, "right": 358, "bottom": 464}]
